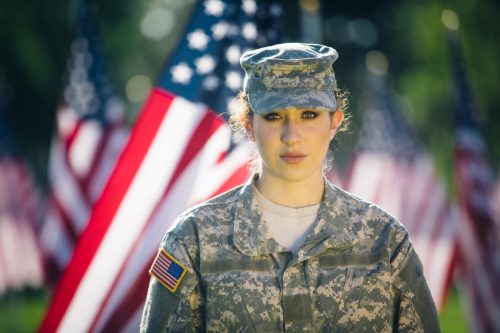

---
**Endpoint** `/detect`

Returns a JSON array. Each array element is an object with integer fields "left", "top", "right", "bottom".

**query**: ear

[
  {"left": 244, "top": 118, "right": 255, "bottom": 142},
  {"left": 330, "top": 111, "right": 344, "bottom": 139}
]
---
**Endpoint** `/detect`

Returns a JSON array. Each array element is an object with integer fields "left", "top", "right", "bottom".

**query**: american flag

[
  {"left": 149, "top": 249, "right": 187, "bottom": 292},
  {"left": 0, "top": 90, "right": 44, "bottom": 294},
  {"left": 493, "top": 178, "right": 500, "bottom": 223},
  {"left": 344, "top": 71, "right": 456, "bottom": 309},
  {"left": 449, "top": 30, "right": 500, "bottom": 333},
  {"left": 38, "top": 5, "right": 129, "bottom": 286},
  {"left": 39, "top": 1, "right": 284, "bottom": 332}
]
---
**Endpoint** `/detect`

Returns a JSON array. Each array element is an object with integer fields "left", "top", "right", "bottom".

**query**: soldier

[{"left": 140, "top": 43, "right": 440, "bottom": 332}]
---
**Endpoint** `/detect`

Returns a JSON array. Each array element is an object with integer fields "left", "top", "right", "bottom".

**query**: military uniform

[{"left": 140, "top": 177, "right": 440, "bottom": 332}]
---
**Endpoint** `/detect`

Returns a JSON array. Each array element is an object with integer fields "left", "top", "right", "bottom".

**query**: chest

[{"left": 199, "top": 249, "right": 394, "bottom": 332}]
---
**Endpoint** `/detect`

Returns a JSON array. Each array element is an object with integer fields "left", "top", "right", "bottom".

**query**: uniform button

[{"left": 415, "top": 265, "right": 422, "bottom": 277}]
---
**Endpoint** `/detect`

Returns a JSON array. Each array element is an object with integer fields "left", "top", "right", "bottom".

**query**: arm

[
  {"left": 391, "top": 235, "right": 441, "bottom": 333},
  {"left": 140, "top": 234, "right": 202, "bottom": 332}
]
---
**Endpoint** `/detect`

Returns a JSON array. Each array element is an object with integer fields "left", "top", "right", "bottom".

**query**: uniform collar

[
  {"left": 232, "top": 174, "right": 286, "bottom": 256},
  {"left": 296, "top": 180, "right": 359, "bottom": 261},
  {"left": 232, "top": 174, "right": 359, "bottom": 258}
]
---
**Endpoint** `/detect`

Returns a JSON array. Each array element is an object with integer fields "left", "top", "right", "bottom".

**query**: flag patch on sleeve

[{"left": 149, "top": 248, "right": 187, "bottom": 293}]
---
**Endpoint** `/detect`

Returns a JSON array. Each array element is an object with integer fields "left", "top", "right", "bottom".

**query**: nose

[{"left": 281, "top": 119, "right": 302, "bottom": 145}]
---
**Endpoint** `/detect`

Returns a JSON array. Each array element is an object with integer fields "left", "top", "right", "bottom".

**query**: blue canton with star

[
  {"left": 158, "top": 0, "right": 285, "bottom": 119},
  {"left": 63, "top": 6, "right": 124, "bottom": 126},
  {"left": 167, "top": 261, "right": 185, "bottom": 279}
]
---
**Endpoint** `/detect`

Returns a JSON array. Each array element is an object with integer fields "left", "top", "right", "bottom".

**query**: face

[{"left": 245, "top": 108, "right": 343, "bottom": 184}]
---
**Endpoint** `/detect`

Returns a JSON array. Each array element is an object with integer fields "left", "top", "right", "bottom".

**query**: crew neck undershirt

[{"left": 254, "top": 186, "right": 320, "bottom": 255}]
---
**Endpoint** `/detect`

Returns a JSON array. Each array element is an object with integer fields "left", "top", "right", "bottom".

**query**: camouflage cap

[{"left": 240, "top": 43, "right": 338, "bottom": 115}]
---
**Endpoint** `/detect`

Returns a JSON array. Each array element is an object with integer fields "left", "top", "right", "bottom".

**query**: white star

[
  {"left": 225, "top": 71, "right": 242, "bottom": 91},
  {"left": 203, "top": 75, "right": 219, "bottom": 91},
  {"left": 226, "top": 45, "right": 241, "bottom": 65},
  {"left": 195, "top": 55, "right": 216, "bottom": 75},
  {"left": 242, "top": 22, "right": 257, "bottom": 41},
  {"left": 211, "top": 21, "right": 229, "bottom": 40},
  {"left": 170, "top": 62, "right": 193, "bottom": 84},
  {"left": 187, "top": 29, "right": 210, "bottom": 51},
  {"left": 204, "top": 0, "right": 225, "bottom": 17},
  {"left": 242, "top": 0, "right": 257, "bottom": 16}
]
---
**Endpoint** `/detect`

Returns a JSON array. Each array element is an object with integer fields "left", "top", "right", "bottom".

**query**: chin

[{"left": 276, "top": 168, "right": 319, "bottom": 183}]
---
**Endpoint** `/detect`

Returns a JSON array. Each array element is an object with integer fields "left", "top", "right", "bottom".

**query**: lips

[{"left": 280, "top": 152, "right": 307, "bottom": 164}]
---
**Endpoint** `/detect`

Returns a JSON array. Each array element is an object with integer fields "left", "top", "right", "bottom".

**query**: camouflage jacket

[{"left": 140, "top": 177, "right": 440, "bottom": 332}]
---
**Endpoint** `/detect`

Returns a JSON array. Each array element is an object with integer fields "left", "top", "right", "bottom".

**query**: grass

[
  {"left": 0, "top": 286, "right": 470, "bottom": 332},
  {"left": 440, "top": 288, "right": 470, "bottom": 333},
  {"left": 0, "top": 288, "right": 48, "bottom": 333}
]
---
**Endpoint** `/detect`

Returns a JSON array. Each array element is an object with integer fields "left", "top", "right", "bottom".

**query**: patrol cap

[{"left": 240, "top": 42, "right": 338, "bottom": 115}]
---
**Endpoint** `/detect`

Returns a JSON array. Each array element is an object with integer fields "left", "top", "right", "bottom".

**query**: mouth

[{"left": 280, "top": 152, "right": 307, "bottom": 164}]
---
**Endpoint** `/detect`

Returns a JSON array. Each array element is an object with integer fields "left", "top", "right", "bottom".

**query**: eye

[
  {"left": 262, "top": 112, "right": 282, "bottom": 121},
  {"left": 302, "top": 110, "right": 319, "bottom": 119}
]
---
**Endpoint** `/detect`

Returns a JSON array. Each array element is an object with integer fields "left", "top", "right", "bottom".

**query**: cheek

[
  {"left": 253, "top": 123, "right": 275, "bottom": 143},
  {"left": 311, "top": 124, "right": 334, "bottom": 153},
  {"left": 252, "top": 126, "right": 274, "bottom": 155}
]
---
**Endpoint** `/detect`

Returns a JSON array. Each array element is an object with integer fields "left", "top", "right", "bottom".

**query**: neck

[{"left": 255, "top": 171, "right": 325, "bottom": 208}]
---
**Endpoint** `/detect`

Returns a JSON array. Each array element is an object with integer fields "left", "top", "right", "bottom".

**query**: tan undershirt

[{"left": 254, "top": 186, "right": 320, "bottom": 255}]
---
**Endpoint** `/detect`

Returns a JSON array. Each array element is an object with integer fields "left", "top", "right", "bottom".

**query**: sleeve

[
  {"left": 140, "top": 232, "right": 203, "bottom": 332},
  {"left": 391, "top": 234, "right": 441, "bottom": 333}
]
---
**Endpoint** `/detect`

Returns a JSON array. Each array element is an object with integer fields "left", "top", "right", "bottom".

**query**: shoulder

[
  {"left": 325, "top": 182, "right": 408, "bottom": 253},
  {"left": 183, "top": 183, "right": 243, "bottom": 219},
  {"left": 167, "top": 184, "right": 244, "bottom": 237},
  {"left": 327, "top": 182, "right": 403, "bottom": 227},
  {"left": 157, "top": 184, "right": 245, "bottom": 263}
]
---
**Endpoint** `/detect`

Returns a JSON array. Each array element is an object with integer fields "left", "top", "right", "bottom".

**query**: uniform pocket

[
  {"left": 308, "top": 259, "right": 349, "bottom": 331},
  {"left": 335, "top": 263, "right": 393, "bottom": 332},
  {"left": 203, "top": 260, "right": 282, "bottom": 332}
]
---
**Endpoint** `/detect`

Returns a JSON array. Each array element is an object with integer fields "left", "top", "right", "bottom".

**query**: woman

[{"left": 140, "top": 43, "right": 440, "bottom": 332}]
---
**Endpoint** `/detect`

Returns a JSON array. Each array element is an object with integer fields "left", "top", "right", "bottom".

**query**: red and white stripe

[
  {"left": 38, "top": 103, "right": 128, "bottom": 284},
  {"left": 39, "top": 88, "right": 252, "bottom": 332},
  {"left": 345, "top": 152, "right": 456, "bottom": 309},
  {"left": 493, "top": 178, "right": 500, "bottom": 224},
  {"left": 0, "top": 159, "right": 44, "bottom": 294}
]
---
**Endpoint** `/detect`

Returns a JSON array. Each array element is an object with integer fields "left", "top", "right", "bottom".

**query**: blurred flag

[
  {"left": 493, "top": 177, "right": 500, "bottom": 222},
  {"left": 37, "top": 5, "right": 129, "bottom": 285},
  {"left": 39, "top": 1, "right": 284, "bottom": 332},
  {"left": 344, "top": 69, "right": 456, "bottom": 309},
  {"left": 448, "top": 30, "right": 500, "bottom": 333},
  {"left": 0, "top": 91, "right": 44, "bottom": 294}
]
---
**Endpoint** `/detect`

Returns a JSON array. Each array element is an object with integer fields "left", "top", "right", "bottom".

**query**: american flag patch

[{"left": 149, "top": 248, "right": 187, "bottom": 293}]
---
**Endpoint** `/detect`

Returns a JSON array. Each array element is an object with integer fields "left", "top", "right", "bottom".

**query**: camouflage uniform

[{"left": 140, "top": 177, "right": 440, "bottom": 332}]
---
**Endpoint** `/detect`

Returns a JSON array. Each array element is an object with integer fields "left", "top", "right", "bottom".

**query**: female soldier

[{"left": 140, "top": 43, "right": 440, "bottom": 332}]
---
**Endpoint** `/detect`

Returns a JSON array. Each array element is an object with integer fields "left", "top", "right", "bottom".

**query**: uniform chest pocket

[
  {"left": 308, "top": 261, "right": 349, "bottom": 329},
  {"left": 345, "top": 263, "right": 390, "bottom": 301},
  {"left": 336, "top": 263, "right": 393, "bottom": 332},
  {"left": 202, "top": 260, "right": 282, "bottom": 332}
]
